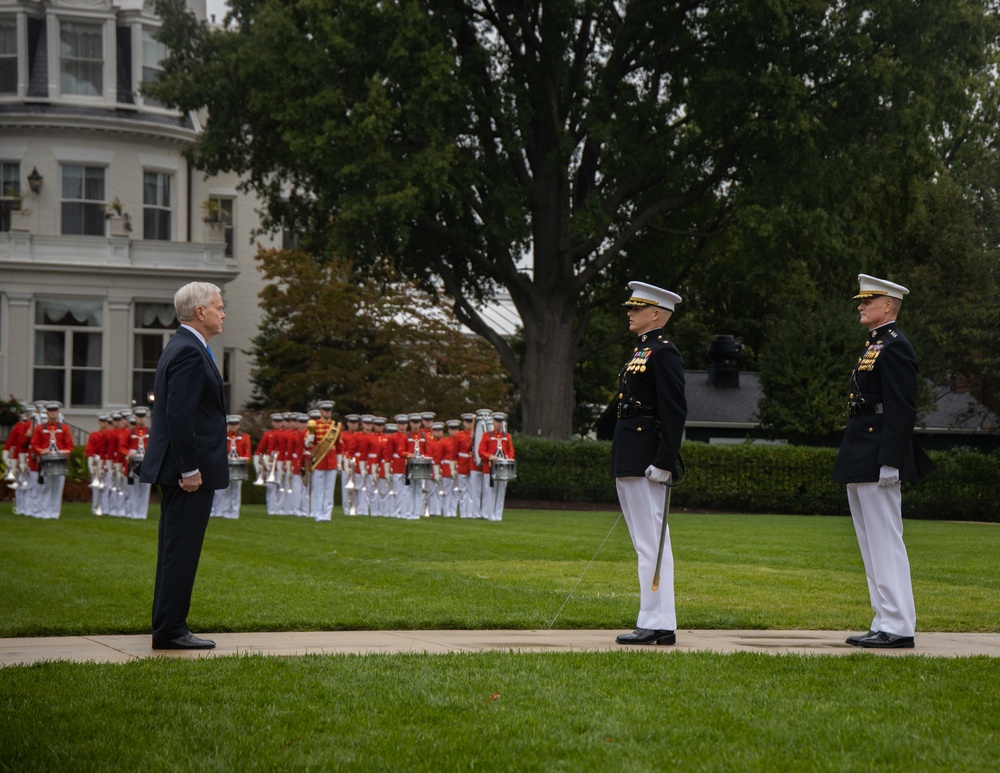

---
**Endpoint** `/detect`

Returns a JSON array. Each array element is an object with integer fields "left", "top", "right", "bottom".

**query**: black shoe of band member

[
  {"left": 152, "top": 632, "right": 216, "bottom": 650},
  {"left": 845, "top": 629, "right": 877, "bottom": 646},
  {"left": 858, "top": 631, "right": 915, "bottom": 649},
  {"left": 616, "top": 628, "right": 676, "bottom": 646}
]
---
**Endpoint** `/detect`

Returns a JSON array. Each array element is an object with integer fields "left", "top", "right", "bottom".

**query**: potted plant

[
  {"left": 4, "top": 184, "right": 32, "bottom": 230},
  {"left": 104, "top": 196, "right": 132, "bottom": 237},
  {"left": 201, "top": 198, "right": 227, "bottom": 242}
]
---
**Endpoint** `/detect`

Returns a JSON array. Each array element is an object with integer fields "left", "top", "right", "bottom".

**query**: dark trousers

[{"left": 151, "top": 485, "right": 213, "bottom": 643}]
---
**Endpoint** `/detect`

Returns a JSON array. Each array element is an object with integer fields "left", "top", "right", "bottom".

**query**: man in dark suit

[
  {"left": 140, "top": 282, "right": 228, "bottom": 650},
  {"left": 834, "top": 274, "right": 935, "bottom": 649},
  {"left": 611, "top": 281, "right": 687, "bottom": 646}
]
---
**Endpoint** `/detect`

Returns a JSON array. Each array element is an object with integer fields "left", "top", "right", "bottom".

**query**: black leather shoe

[
  {"left": 616, "top": 628, "right": 676, "bottom": 646},
  {"left": 152, "top": 632, "right": 216, "bottom": 650},
  {"left": 846, "top": 629, "right": 876, "bottom": 646},
  {"left": 859, "top": 631, "right": 915, "bottom": 649}
]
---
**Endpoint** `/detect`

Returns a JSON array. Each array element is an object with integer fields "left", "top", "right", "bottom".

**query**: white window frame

[
  {"left": 60, "top": 163, "right": 107, "bottom": 236},
  {"left": 33, "top": 298, "right": 105, "bottom": 408},
  {"left": 143, "top": 169, "right": 172, "bottom": 240},
  {"left": 48, "top": 14, "right": 116, "bottom": 105},
  {"left": 132, "top": 301, "right": 177, "bottom": 405}
]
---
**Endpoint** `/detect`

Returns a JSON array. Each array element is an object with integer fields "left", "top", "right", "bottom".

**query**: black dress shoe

[
  {"left": 846, "top": 629, "right": 877, "bottom": 646},
  {"left": 616, "top": 628, "right": 676, "bottom": 646},
  {"left": 858, "top": 631, "right": 915, "bottom": 649},
  {"left": 152, "top": 632, "right": 216, "bottom": 650}
]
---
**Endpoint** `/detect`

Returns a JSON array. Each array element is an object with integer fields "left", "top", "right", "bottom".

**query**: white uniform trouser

[
  {"left": 18, "top": 471, "right": 39, "bottom": 517},
  {"left": 91, "top": 477, "right": 103, "bottom": 515},
  {"left": 487, "top": 479, "right": 507, "bottom": 521},
  {"left": 106, "top": 470, "right": 126, "bottom": 517},
  {"left": 456, "top": 474, "right": 472, "bottom": 518},
  {"left": 442, "top": 477, "right": 458, "bottom": 517},
  {"left": 211, "top": 483, "right": 241, "bottom": 519},
  {"left": 35, "top": 473, "right": 64, "bottom": 519},
  {"left": 467, "top": 472, "right": 484, "bottom": 518},
  {"left": 311, "top": 469, "right": 336, "bottom": 521},
  {"left": 480, "top": 474, "right": 497, "bottom": 520},
  {"left": 847, "top": 482, "right": 916, "bottom": 637},
  {"left": 127, "top": 480, "right": 151, "bottom": 519},
  {"left": 353, "top": 471, "right": 369, "bottom": 515},
  {"left": 617, "top": 476, "right": 675, "bottom": 631},
  {"left": 265, "top": 481, "right": 281, "bottom": 514},
  {"left": 405, "top": 478, "right": 425, "bottom": 519},
  {"left": 369, "top": 475, "right": 384, "bottom": 516},
  {"left": 388, "top": 474, "right": 405, "bottom": 517}
]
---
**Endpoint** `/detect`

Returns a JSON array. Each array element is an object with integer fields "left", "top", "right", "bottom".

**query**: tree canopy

[{"left": 151, "top": 0, "right": 1000, "bottom": 438}]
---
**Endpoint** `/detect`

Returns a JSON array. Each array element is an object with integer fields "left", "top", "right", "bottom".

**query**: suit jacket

[
  {"left": 833, "top": 322, "right": 935, "bottom": 484},
  {"left": 139, "top": 326, "right": 229, "bottom": 490},
  {"left": 611, "top": 328, "right": 687, "bottom": 477}
]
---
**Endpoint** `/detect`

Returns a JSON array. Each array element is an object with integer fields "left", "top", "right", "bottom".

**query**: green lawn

[{"left": 2, "top": 502, "right": 999, "bottom": 771}]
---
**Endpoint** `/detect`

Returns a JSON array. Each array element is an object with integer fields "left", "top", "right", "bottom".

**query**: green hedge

[{"left": 506, "top": 436, "right": 1000, "bottom": 522}]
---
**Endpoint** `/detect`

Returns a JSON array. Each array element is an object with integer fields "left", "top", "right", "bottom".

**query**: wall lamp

[{"left": 27, "top": 167, "right": 43, "bottom": 194}]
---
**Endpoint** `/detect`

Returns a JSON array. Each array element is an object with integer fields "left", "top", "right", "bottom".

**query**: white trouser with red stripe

[
  {"left": 847, "top": 482, "right": 916, "bottom": 637},
  {"left": 617, "top": 476, "right": 675, "bottom": 631}
]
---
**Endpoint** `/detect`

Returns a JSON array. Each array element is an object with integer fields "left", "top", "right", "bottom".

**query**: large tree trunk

[{"left": 517, "top": 302, "right": 576, "bottom": 440}]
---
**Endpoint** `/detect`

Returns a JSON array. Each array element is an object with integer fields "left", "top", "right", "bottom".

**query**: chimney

[{"left": 707, "top": 334, "right": 742, "bottom": 388}]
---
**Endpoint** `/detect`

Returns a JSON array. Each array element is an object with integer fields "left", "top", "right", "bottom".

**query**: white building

[{"left": 0, "top": 0, "right": 275, "bottom": 432}]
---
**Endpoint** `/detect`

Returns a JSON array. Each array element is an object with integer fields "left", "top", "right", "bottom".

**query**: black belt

[
  {"left": 848, "top": 402, "right": 883, "bottom": 417},
  {"left": 617, "top": 403, "right": 656, "bottom": 419}
]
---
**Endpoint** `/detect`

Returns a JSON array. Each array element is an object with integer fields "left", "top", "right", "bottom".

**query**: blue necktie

[{"left": 207, "top": 346, "right": 216, "bottom": 363}]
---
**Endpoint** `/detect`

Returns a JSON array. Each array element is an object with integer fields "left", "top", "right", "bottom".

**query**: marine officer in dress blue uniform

[
  {"left": 834, "top": 274, "right": 935, "bottom": 649},
  {"left": 611, "top": 281, "right": 687, "bottom": 646}
]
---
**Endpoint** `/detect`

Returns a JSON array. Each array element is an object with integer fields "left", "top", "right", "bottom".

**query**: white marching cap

[
  {"left": 623, "top": 281, "right": 682, "bottom": 311},
  {"left": 854, "top": 273, "right": 910, "bottom": 300}
]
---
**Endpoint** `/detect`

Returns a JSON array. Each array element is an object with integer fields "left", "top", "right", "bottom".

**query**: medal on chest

[
  {"left": 624, "top": 347, "right": 652, "bottom": 376},
  {"left": 857, "top": 343, "right": 883, "bottom": 372}
]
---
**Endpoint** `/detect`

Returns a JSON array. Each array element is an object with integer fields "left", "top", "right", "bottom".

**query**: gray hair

[{"left": 174, "top": 282, "right": 221, "bottom": 322}]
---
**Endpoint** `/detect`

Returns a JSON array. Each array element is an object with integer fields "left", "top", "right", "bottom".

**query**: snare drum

[
  {"left": 407, "top": 457, "right": 433, "bottom": 480},
  {"left": 491, "top": 459, "right": 517, "bottom": 481},
  {"left": 40, "top": 454, "right": 69, "bottom": 478},
  {"left": 228, "top": 460, "right": 249, "bottom": 482}
]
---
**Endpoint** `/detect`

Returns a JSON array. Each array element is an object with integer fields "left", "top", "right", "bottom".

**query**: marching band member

[
  {"left": 29, "top": 402, "right": 74, "bottom": 519},
  {"left": 405, "top": 412, "right": 426, "bottom": 519},
  {"left": 455, "top": 413, "right": 475, "bottom": 518},
  {"left": 387, "top": 416, "right": 409, "bottom": 517},
  {"left": 105, "top": 413, "right": 130, "bottom": 517},
  {"left": 274, "top": 412, "right": 296, "bottom": 515},
  {"left": 339, "top": 414, "right": 360, "bottom": 515},
  {"left": 84, "top": 413, "right": 109, "bottom": 515},
  {"left": 442, "top": 420, "right": 461, "bottom": 517},
  {"left": 370, "top": 417, "right": 389, "bottom": 516},
  {"left": 124, "top": 407, "right": 152, "bottom": 519},
  {"left": 479, "top": 412, "right": 515, "bottom": 521},
  {"left": 254, "top": 413, "right": 284, "bottom": 515},
  {"left": 467, "top": 409, "right": 493, "bottom": 519},
  {"left": 310, "top": 401, "right": 340, "bottom": 522},
  {"left": 211, "top": 415, "right": 251, "bottom": 519},
  {"left": 357, "top": 415, "right": 377, "bottom": 516},
  {"left": 3, "top": 404, "right": 35, "bottom": 516},
  {"left": 287, "top": 414, "right": 309, "bottom": 516},
  {"left": 426, "top": 422, "right": 446, "bottom": 516}
]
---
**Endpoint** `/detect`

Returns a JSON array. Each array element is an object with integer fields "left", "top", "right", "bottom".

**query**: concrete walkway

[{"left": 2, "top": 630, "right": 999, "bottom": 666}]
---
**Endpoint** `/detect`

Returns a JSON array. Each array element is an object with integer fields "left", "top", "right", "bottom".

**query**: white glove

[
  {"left": 304, "top": 435, "right": 314, "bottom": 448},
  {"left": 878, "top": 465, "right": 900, "bottom": 487},
  {"left": 644, "top": 465, "right": 672, "bottom": 485}
]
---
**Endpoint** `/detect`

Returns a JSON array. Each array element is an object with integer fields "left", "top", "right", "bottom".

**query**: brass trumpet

[{"left": 265, "top": 452, "right": 279, "bottom": 485}]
